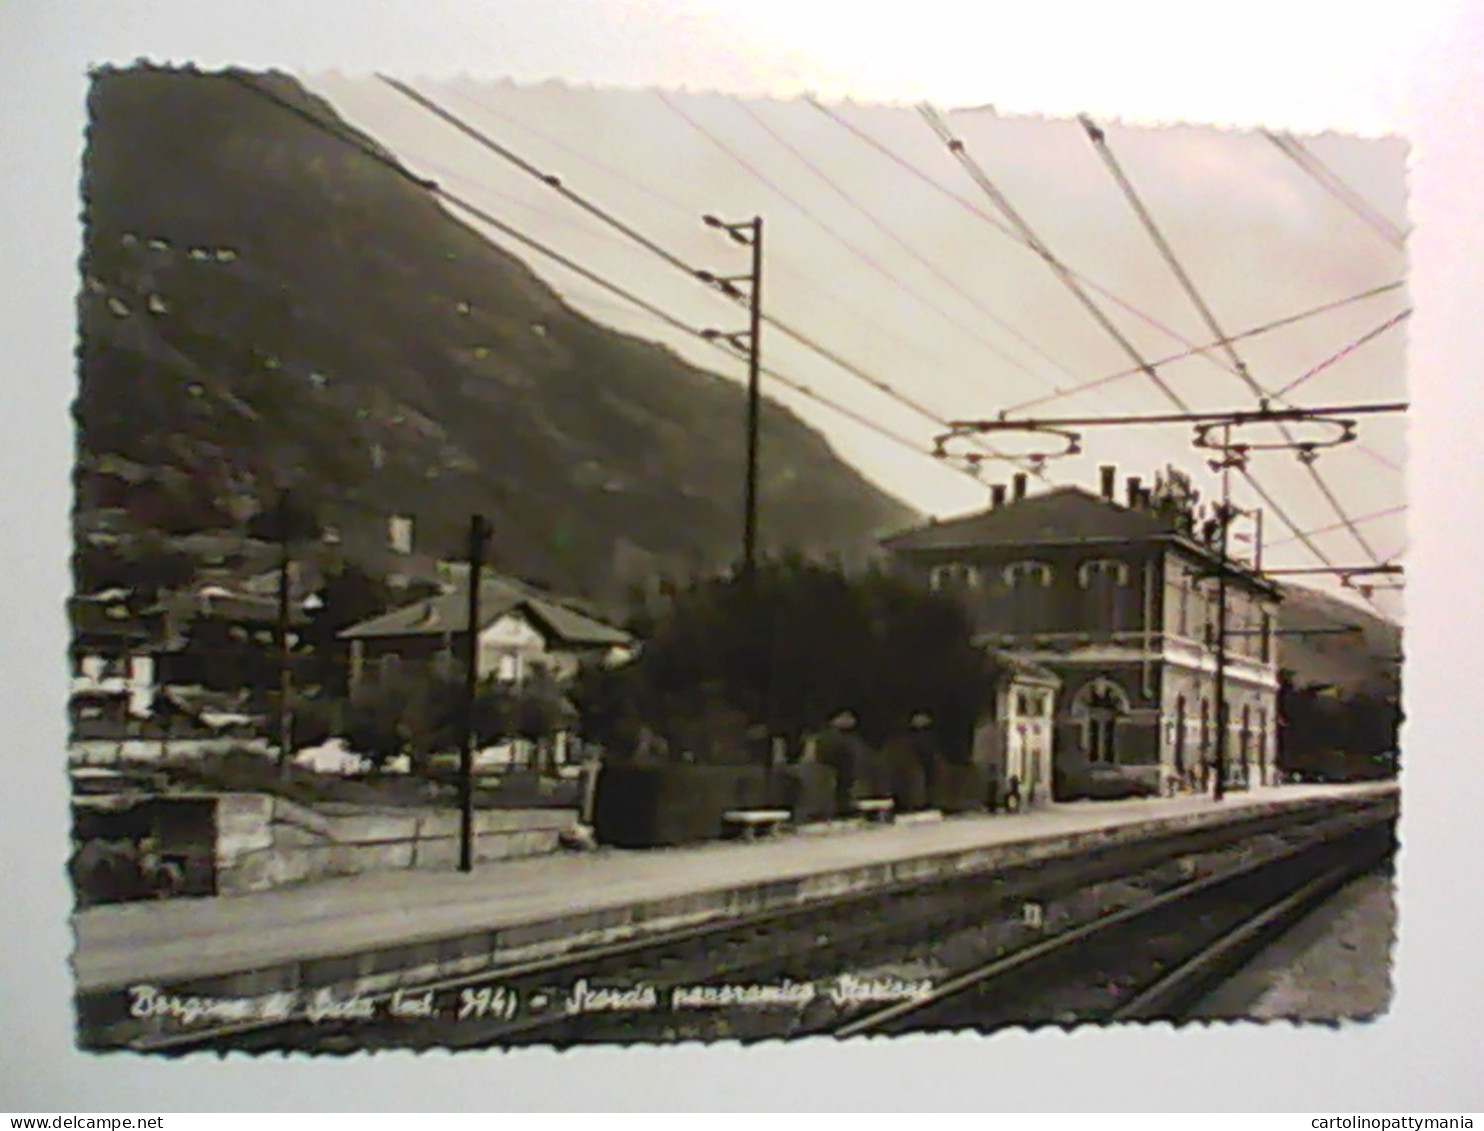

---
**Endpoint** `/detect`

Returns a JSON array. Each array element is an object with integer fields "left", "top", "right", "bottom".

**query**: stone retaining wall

[{"left": 215, "top": 794, "right": 578, "bottom": 894}]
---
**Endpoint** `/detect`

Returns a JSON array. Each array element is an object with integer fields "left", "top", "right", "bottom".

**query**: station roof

[
  {"left": 882, "top": 487, "right": 1174, "bottom": 551},
  {"left": 883, "top": 487, "right": 1281, "bottom": 599}
]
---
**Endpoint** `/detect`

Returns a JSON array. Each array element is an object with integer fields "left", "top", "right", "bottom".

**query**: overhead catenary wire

[
  {"left": 917, "top": 103, "right": 1384, "bottom": 608},
  {"left": 444, "top": 87, "right": 1000, "bottom": 388},
  {"left": 918, "top": 106, "right": 1191, "bottom": 411},
  {"left": 1261, "top": 503, "right": 1406, "bottom": 551},
  {"left": 1270, "top": 309, "right": 1412, "bottom": 401},
  {"left": 1079, "top": 115, "right": 1260, "bottom": 391},
  {"left": 221, "top": 71, "right": 989, "bottom": 490},
  {"left": 656, "top": 92, "right": 1069, "bottom": 449},
  {"left": 379, "top": 77, "right": 1038, "bottom": 479},
  {"left": 734, "top": 98, "right": 1080, "bottom": 399},
  {"left": 1080, "top": 114, "right": 1393, "bottom": 569},
  {"left": 1263, "top": 131, "right": 1407, "bottom": 251},
  {"left": 1001, "top": 280, "right": 1407, "bottom": 417},
  {"left": 816, "top": 96, "right": 1412, "bottom": 490},
  {"left": 812, "top": 98, "right": 1268, "bottom": 388}
]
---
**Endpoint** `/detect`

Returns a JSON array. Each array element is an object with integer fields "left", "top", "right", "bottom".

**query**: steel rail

[
  {"left": 1108, "top": 856, "right": 1389, "bottom": 1021},
  {"left": 121, "top": 795, "right": 1393, "bottom": 1052},
  {"left": 832, "top": 811, "right": 1392, "bottom": 1038}
]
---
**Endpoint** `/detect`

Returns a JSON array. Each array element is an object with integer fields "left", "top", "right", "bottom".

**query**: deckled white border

[{"left": 2, "top": 0, "right": 1480, "bottom": 1113}]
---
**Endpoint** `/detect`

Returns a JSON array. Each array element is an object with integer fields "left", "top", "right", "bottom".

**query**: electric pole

[
  {"left": 274, "top": 488, "right": 294, "bottom": 777},
  {"left": 1212, "top": 426, "right": 1232, "bottom": 803},
  {"left": 702, "top": 214, "right": 771, "bottom": 796},
  {"left": 701, "top": 214, "right": 764, "bottom": 575},
  {"left": 459, "top": 514, "right": 492, "bottom": 874},
  {"left": 744, "top": 218, "right": 763, "bottom": 574}
]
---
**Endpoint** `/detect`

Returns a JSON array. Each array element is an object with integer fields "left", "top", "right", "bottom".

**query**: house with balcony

[{"left": 884, "top": 465, "right": 1282, "bottom": 798}]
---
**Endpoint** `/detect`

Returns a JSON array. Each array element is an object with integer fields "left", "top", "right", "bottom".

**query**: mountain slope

[
  {"left": 76, "top": 67, "right": 917, "bottom": 607},
  {"left": 1277, "top": 584, "right": 1401, "bottom": 695}
]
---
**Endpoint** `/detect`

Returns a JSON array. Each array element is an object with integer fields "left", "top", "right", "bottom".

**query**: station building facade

[{"left": 883, "top": 467, "right": 1282, "bottom": 797}]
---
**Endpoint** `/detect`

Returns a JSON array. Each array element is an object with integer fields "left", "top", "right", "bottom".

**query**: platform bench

[
  {"left": 722, "top": 808, "right": 792, "bottom": 840},
  {"left": 852, "top": 798, "right": 897, "bottom": 824}
]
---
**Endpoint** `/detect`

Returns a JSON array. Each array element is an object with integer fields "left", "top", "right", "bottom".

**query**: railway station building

[{"left": 883, "top": 466, "right": 1283, "bottom": 798}]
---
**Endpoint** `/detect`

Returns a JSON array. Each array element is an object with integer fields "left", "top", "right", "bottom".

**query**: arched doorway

[{"left": 1073, "top": 678, "right": 1131, "bottom": 765}]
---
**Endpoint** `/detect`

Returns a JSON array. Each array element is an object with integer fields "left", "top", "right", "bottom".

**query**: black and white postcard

[{"left": 64, "top": 63, "right": 1407, "bottom": 1056}]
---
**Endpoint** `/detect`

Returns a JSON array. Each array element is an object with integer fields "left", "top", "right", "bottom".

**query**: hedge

[
  {"left": 593, "top": 763, "right": 767, "bottom": 847},
  {"left": 929, "top": 759, "right": 989, "bottom": 814},
  {"left": 885, "top": 742, "right": 929, "bottom": 813},
  {"left": 770, "top": 762, "right": 837, "bottom": 823},
  {"left": 592, "top": 762, "right": 843, "bottom": 847}
]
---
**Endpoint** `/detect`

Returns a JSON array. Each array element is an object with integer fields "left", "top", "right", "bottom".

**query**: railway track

[
  {"left": 127, "top": 794, "right": 1394, "bottom": 1052},
  {"left": 831, "top": 816, "right": 1394, "bottom": 1037}
]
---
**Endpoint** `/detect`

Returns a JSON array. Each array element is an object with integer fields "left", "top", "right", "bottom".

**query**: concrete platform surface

[{"left": 72, "top": 782, "right": 1393, "bottom": 995}]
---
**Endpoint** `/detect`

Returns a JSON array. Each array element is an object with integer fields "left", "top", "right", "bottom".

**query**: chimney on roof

[
  {"left": 1100, "top": 465, "right": 1117, "bottom": 502},
  {"left": 1012, "top": 472, "right": 1028, "bottom": 501},
  {"left": 1126, "top": 476, "right": 1143, "bottom": 509},
  {"left": 990, "top": 483, "right": 1007, "bottom": 509}
]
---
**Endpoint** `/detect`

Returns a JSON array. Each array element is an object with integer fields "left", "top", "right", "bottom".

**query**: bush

[
  {"left": 886, "top": 741, "right": 929, "bottom": 812},
  {"left": 930, "top": 760, "right": 989, "bottom": 814},
  {"left": 70, "top": 838, "right": 147, "bottom": 907},
  {"left": 769, "top": 762, "right": 838, "bottom": 823},
  {"left": 816, "top": 736, "right": 894, "bottom": 810},
  {"left": 592, "top": 763, "right": 769, "bottom": 847},
  {"left": 290, "top": 694, "right": 342, "bottom": 749}
]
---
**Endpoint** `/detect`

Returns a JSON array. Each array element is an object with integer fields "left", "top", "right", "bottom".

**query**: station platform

[{"left": 72, "top": 782, "right": 1394, "bottom": 1025}]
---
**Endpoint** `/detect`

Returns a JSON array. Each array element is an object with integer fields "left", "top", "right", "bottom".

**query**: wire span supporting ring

[
  {"left": 1192, "top": 413, "right": 1357, "bottom": 470},
  {"left": 932, "top": 423, "right": 1083, "bottom": 471}
]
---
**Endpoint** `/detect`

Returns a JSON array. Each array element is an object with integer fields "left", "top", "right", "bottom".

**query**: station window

[
  {"left": 1003, "top": 561, "right": 1054, "bottom": 588},
  {"left": 1077, "top": 559, "right": 1130, "bottom": 589},
  {"left": 1177, "top": 571, "right": 1192, "bottom": 637},
  {"left": 929, "top": 563, "right": 978, "bottom": 592},
  {"left": 1078, "top": 681, "right": 1127, "bottom": 764},
  {"left": 1079, "top": 558, "right": 1130, "bottom": 631},
  {"left": 1174, "top": 694, "right": 1188, "bottom": 772}
]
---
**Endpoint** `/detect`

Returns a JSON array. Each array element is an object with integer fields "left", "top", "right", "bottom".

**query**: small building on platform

[
  {"left": 972, "top": 654, "right": 1061, "bottom": 810},
  {"left": 885, "top": 465, "right": 1282, "bottom": 799}
]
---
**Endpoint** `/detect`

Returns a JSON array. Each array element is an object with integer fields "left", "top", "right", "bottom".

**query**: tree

[
  {"left": 574, "top": 555, "right": 994, "bottom": 764},
  {"left": 343, "top": 672, "right": 461, "bottom": 772},
  {"left": 306, "top": 562, "right": 398, "bottom": 695},
  {"left": 507, "top": 667, "right": 574, "bottom": 773},
  {"left": 245, "top": 492, "right": 322, "bottom": 543},
  {"left": 1277, "top": 667, "right": 1402, "bottom": 782}
]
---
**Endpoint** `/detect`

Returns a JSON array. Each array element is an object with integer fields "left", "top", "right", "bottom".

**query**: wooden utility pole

[
  {"left": 274, "top": 489, "right": 294, "bottom": 776},
  {"left": 743, "top": 217, "right": 763, "bottom": 575},
  {"left": 459, "top": 514, "right": 492, "bottom": 874},
  {"left": 701, "top": 213, "right": 764, "bottom": 575}
]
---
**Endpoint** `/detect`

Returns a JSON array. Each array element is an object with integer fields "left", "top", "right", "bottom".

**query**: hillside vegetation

[{"left": 76, "top": 66, "right": 916, "bottom": 610}]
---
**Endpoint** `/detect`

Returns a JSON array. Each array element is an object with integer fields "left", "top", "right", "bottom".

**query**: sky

[{"left": 300, "top": 73, "right": 1409, "bottom": 616}]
